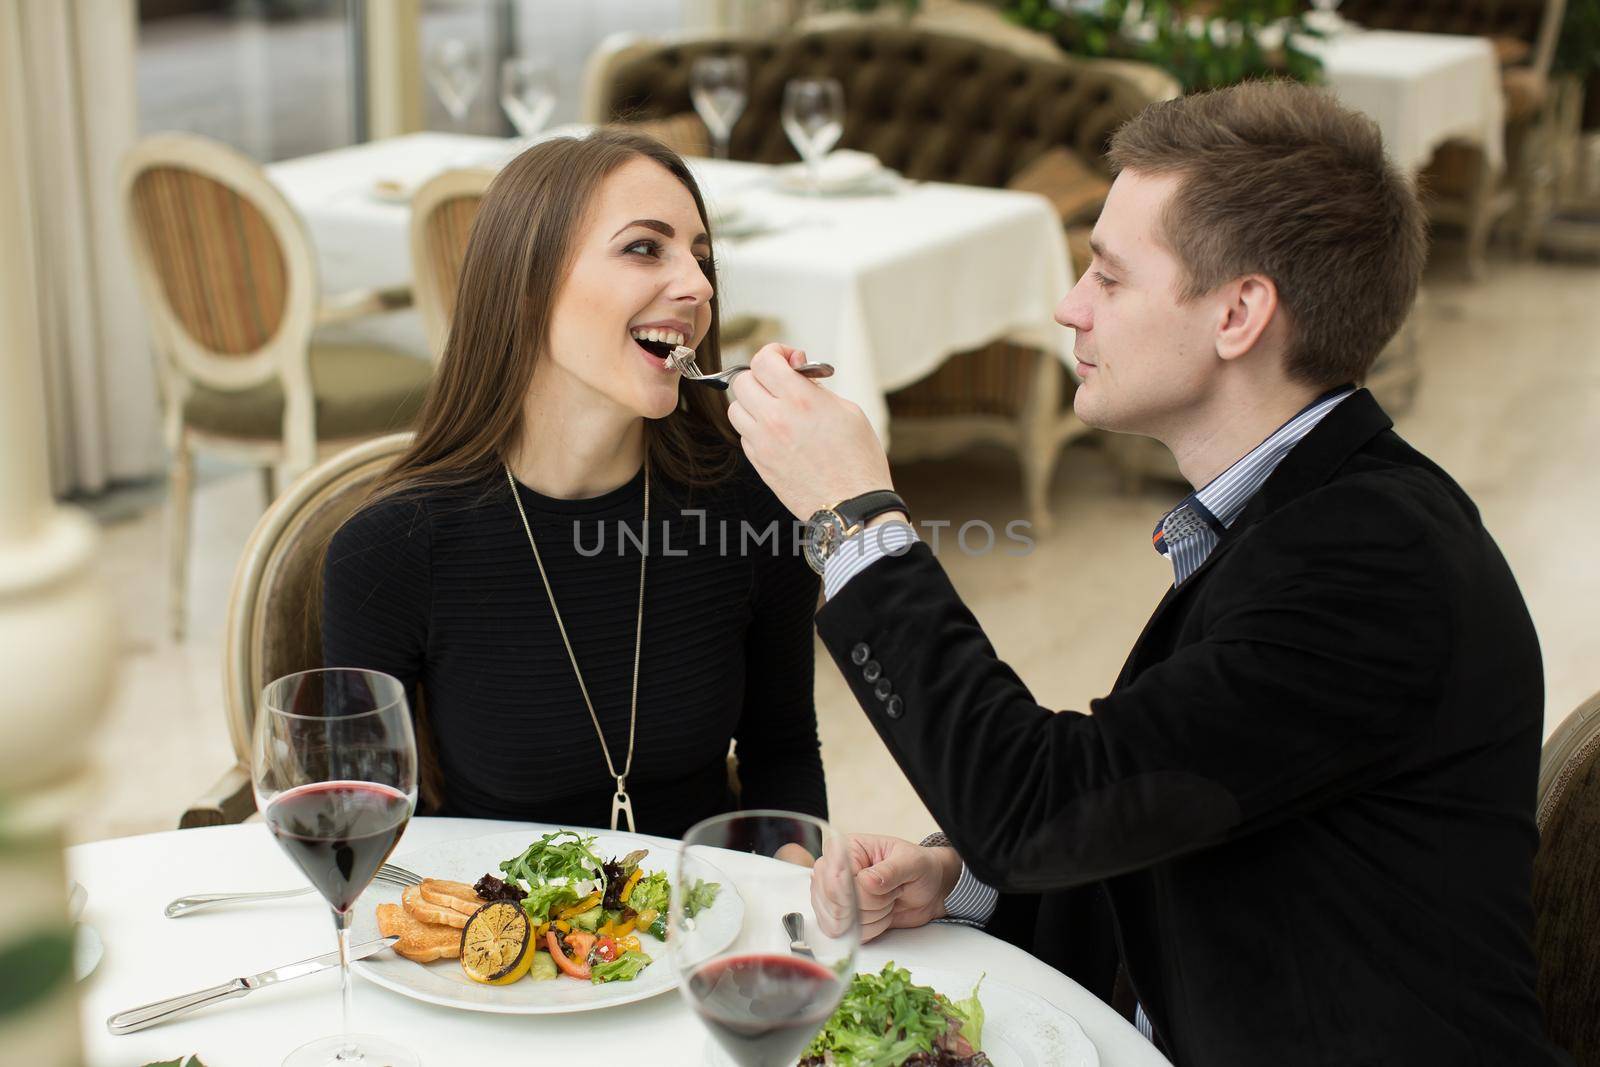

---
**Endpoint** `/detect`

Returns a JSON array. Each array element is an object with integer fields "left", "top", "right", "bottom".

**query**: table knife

[{"left": 107, "top": 934, "right": 400, "bottom": 1035}]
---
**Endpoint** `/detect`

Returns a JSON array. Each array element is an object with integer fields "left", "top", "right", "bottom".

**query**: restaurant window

[{"left": 136, "top": 0, "right": 360, "bottom": 162}]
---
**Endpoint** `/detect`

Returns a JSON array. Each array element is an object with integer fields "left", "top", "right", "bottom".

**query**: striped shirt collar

[{"left": 1153, "top": 386, "right": 1356, "bottom": 584}]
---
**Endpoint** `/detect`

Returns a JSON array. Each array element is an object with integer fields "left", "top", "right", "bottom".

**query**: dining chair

[
  {"left": 409, "top": 167, "right": 496, "bottom": 360},
  {"left": 408, "top": 162, "right": 779, "bottom": 365},
  {"left": 1532, "top": 688, "right": 1600, "bottom": 1063},
  {"left": 182, "top": 432, "right": 433, "bottom": 827},
  {"left": 120, "top": 133, "right": 434, "bottom": 640}
]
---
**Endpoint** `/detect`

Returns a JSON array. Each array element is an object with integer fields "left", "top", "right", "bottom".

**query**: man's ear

[{"left": 1215, "top": 274, "right": 1280, "bottom": 363}]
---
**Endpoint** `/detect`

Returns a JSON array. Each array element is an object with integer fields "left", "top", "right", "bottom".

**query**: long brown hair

[{"left": 369, "top": 128, "right": 738, "bottom": 505}]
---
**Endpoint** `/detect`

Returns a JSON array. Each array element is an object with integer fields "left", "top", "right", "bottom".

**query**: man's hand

[
  {"left": 726, "top": 344, "right": 895, "bottom": 520},
  {"left": 810, "top": 833, "right": 963, "bottom": 944}
]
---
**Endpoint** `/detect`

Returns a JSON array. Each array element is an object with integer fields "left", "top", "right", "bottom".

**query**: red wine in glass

[
  {"left": 686, "top": 954, "right": 845, "bottom": 1067},
  {"left": 264, "top": 780, "right": 410, "bottom": 913}
]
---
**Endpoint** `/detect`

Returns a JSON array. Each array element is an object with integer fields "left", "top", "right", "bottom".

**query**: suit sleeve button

[
  {"left": 873, "top": 678, "right": 893, "bottom": 701},
  {"left": 862, "top": 660, "right": 882, "bottom": 683},
  {"left": 885, "top": 695, "right": 905, "bottom": 719},
  {"left": 851, "top": 643, "right": 871, "bottom": 666}
]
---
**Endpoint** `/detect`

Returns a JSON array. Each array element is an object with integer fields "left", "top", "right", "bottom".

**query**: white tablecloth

[
  {"left": 265, "top": 133, "right": 1076, "bottom": 444},
  {"left": 69, "top": 819, "right": 1168, "bottom": 1066},
  {"left": 1304, "top": 29, "right": 1505, "bottom": 174}
]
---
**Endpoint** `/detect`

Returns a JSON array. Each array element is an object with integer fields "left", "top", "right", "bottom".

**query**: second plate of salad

[{"left": 349, "top": 828, "right": 744, "bottom": 1014}]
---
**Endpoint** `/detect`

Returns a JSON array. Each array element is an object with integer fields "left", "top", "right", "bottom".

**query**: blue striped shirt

[{"left": 1153, "top": 387, "right": 1355, "bottom": 585}]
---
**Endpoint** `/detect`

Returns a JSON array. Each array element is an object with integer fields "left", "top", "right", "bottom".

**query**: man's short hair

[{"left": 1106, "top": 79, "right": 1427, "bottom": 388}]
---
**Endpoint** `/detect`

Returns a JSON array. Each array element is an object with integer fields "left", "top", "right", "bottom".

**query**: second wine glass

[
  {"left": 671, "top": 811, "right": 858, "bottom": 1067},
  {"left": 426, "top": 36, "right": 484, "bottom": 128},
  {"left": 500, "top": 56, "right": 558, "bottom": 139},
  {"left": 782, "top": 78, "right": 845, "bottom": 195},
  {"left": 691, "top": 54, "right": 749, "bottom": 160}
]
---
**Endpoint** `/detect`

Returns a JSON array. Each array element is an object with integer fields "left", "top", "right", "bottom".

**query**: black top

[
  {"left": 816, "top": 390, "right": 1566, "bottom": 1066},
  {"left": 322, "top": 455, "right": 826, "bottom": 840}
]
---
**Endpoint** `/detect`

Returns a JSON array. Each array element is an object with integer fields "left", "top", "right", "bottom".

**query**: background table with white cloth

[
  {"left": 70, "top": 818, "right": 1171, "bottom": 1066},
  {"left": 1303, "top": 29, "right": 1506, "bottom": 175},
  {"left": 266, "top": 132, "right": 1076, "bottom": 445}
]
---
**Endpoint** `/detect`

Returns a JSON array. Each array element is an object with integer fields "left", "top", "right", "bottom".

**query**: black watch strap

[{"left": 834, "top": 490, "right": 909, "bottom": 531}]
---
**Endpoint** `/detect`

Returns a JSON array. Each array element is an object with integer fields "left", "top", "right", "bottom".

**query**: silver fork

[
  {"left": 164, "top": 862, "right": 424, "bottom": 919},
  {"left": 668, "top": 345, "right": 834, "bottom": 391}
]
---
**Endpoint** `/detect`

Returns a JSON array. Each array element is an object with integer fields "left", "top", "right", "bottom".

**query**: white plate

[
  {"left": 843, "top": 962, "right": 1100, "bottom": 1067},
  {"left": 774, "top": 149, "right": 896, "bottom": 195},
  {"left": 349, "top": 829, "right": 744, "bottom": 1014}
]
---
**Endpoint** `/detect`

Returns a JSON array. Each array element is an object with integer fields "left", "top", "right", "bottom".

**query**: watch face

[{"left": 804, "top": 510, "right": 846, "bottom": 575}]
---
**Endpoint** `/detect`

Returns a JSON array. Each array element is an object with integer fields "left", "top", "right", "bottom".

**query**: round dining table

[{"left": 69, "top": 818, "right": 1172, "bottom": 1066}]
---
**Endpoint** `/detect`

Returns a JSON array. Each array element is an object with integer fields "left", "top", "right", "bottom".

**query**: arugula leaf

[
  {"left": 498, "top": 831, "right": 603, "bottom": 891},
  {"left": 590, "top": 950, "right": 653, "bottom": 984}
]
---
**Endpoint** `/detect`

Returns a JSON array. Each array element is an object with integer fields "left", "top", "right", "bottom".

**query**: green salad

[
  {"left": 476, "top": 830, "right": 720, "bottom": 986},
  {"left": 801, "top": 963, "right": 989, "bottom": 1067}
]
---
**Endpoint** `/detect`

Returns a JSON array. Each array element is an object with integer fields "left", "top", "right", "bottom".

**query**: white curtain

[{"left": 12, "top": 0, "right": 161, "bottom": 496}]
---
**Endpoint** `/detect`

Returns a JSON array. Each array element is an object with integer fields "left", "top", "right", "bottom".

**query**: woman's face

[{"left": 542, "top": 157, "right": 715, "bottom": 421}]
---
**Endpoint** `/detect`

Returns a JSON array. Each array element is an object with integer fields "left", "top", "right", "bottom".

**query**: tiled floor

[{"left": 69, "top": 247, "right": 1600, "bottom": 846}]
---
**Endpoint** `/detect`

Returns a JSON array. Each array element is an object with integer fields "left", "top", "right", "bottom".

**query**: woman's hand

[{"left": 810, "top": 832, "right": 962, "bottom": 943}]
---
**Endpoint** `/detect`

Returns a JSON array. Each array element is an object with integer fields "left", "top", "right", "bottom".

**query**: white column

[
  {"left": 366, "top": 0, "right": 424, "bottom": 140},
  {"left": 0, "top": 4, "right": 117, "bottom": 1061}
]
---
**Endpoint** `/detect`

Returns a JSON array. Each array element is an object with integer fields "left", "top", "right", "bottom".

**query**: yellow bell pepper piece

[
  {"left": 619, "top": 869, "right": 644, "bottom": 904},
  {"left": 556, "top": 892, "right": 602, "bottom": 919}
]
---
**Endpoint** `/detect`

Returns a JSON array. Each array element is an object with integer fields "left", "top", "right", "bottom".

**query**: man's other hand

[{"left": 810, "top": 832, "right": 962, "bottom": 943}]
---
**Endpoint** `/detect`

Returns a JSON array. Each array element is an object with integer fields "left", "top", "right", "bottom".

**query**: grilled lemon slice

[{"left": 459, "top": 900, "right": 531, "bottom": 984}]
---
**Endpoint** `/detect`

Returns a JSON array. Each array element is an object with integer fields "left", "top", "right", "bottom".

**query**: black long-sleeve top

[{"left": 321, "top": 455, "right": 826, "bottom": 839}]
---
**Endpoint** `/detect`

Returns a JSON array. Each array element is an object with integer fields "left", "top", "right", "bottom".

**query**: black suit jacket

[{"left": 815, "top": 391, "right": 1566, "bottom": 1066}]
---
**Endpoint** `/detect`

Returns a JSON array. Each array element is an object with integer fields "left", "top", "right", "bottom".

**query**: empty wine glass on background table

[
  {"left": 671, "top": 811, "right": 859, "bottom": 1067},
  {"left": 692, "top": 54, "right": 748, "bottom": 160},
  {"left": 253, "top": 669, "right": 418, "bottom": 1067},
  {"left": 782, "top": 78, "right": 845, "bottom": 195},
  {"left": 500, "top": 55, "right": 558, "bottom": 139},
  {"left": 425, "top": 36, "right": 484, "bottom": 127}
]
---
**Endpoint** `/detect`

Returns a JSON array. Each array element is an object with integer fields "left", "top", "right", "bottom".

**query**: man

[{"left": 726, "top": 82, "right": 1565, "bottom": 1066}]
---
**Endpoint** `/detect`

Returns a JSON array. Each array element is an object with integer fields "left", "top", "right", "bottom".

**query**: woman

[{"left": 322, "top": 130, "right": 826, "bottom": 839}]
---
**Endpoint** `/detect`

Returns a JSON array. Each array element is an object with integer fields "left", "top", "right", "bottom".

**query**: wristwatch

[{"left": 803, "top": 490, "right": 910, "bottom": 575}]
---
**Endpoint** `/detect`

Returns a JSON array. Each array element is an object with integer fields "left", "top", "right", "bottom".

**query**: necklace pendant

[{"left": 611, "top": 782, "right": 636, "bottom": 833}]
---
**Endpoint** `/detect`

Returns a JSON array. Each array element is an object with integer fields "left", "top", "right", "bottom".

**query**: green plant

[
  {"left": 1555, "top": 0, "right": 1600, "bottom": 79},
  {"left": 999, "top": 0, "right": 1323, "bottom": 92}
]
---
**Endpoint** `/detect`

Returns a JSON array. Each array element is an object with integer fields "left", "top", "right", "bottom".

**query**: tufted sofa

[
  {"left": 593, "top": 27, "right": 1158, "bottom": 187},
  {"left": 585, "top": 26, "right": 1172, "bottom": 528}
]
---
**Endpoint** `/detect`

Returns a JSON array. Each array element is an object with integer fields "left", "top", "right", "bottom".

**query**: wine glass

[
  {"left": 500, "top": 56, "right": 557, "bottom": 139},
  {"left": 691, "top": 54, "right": 749, "bottom": 160},
  {"left": 781, "top": 78, "right": 845, "bottom": 195},
  {"left": 671, "top": 811, "right": 859, "bottom": 1067},
  {"left": 425, "top": 36, "right": 484, "bottom": 127},
  {"left": 253, "top": 669, "right": 418, "bottom": 1067}
]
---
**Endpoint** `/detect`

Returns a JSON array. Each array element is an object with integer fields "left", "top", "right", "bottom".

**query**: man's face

[{"left": 1055, "top": 170, "right": 1224, "bottom": 438}]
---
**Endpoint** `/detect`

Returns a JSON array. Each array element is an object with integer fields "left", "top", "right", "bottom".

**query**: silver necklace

[{"left": 504, "top": 462, "right": 647, "bottom": 832}]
